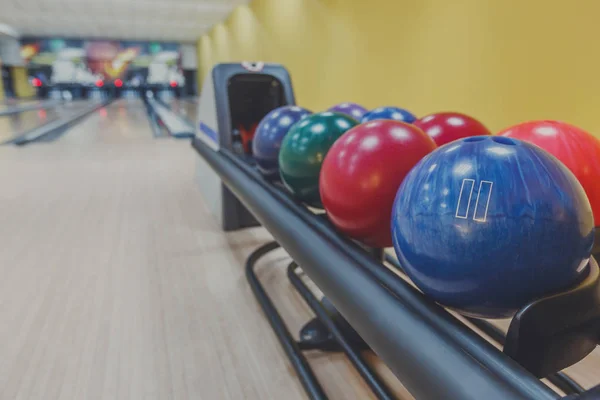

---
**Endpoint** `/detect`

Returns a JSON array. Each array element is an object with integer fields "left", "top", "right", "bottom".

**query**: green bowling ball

[{"left": 279, "top": 111, "right": 359, "bottom": 207}]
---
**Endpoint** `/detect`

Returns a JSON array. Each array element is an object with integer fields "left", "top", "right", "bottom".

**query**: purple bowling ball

[
  {"left": 253, "top": 105, "right": 313, "bottom": 178},
  {"left": 328, "top": 102, "right": 368, "bottom": 121}
]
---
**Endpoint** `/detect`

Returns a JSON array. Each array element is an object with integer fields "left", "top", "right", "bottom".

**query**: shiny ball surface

[
  {"left": 392, "top": 136, "right": 594, "bottom": 318},
  {"left": 414, "top": 112, "right": 490, "bottom": 146},
  {"left": 279, "top": 112, "right": 359, "bottom": 207},
  {"left": 320, "top": 120, "right": 436, "bottom": 247},
  {"left": 501, "top": 120, "right": 600, "bottom": 226}
]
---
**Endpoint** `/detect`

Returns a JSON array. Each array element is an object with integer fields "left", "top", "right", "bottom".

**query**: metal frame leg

[
  {"left": 246, "top": 241, "right": 399, "bottom": 400},
  {"left": 246, "top": 241, "right": 329, "bottom": 400},
  {"left": 287, "top": 261, "right": 397, "bottom": 400}
]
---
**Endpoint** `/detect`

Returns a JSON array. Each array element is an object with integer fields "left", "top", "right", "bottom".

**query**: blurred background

[
  {"left": 0, "top": 0, "right": 232, "bottom": 102},
  {"left": 1, "top": 0, "right": 599, "bottom": 135}
]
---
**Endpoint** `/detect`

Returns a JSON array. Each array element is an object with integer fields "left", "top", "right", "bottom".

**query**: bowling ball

[
  {"left": 253, "top": 106, "right": 312, "bottom": 178},
  {"left": 414, "top": 112, "right": 491, "bottom": 146},
  {"left": 361, "top": 106, "right": 417, "bottom": 124},
  {"left": 320, "top": 120, "right": 436, "bottom": 247},
  {"left": 500, "top": 120, "right": 600, "bottom": 226},
  {"left": 328, "top": 102, "right": 368, "bottom": 121},
  {"left": 279, "top": 112, "right": 359, "bottom": 206},
  {"left": 392, "top": 136, "right": 594, "bottom": 319}
]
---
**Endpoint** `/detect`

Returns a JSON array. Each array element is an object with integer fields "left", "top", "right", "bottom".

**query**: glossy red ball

[
  {"left": 414, "top": 112, "right": 490, "bottom": 146},
  {"left": 500, "top": 120, "right": 600, "bottom": 225},
  {"left": 320, "top": 120, "right": 437, "bottom": 247}
]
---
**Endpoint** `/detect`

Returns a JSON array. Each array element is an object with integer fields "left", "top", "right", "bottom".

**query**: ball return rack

[{"left": 192, "top": 137, "right": 600, "bottom": 400}]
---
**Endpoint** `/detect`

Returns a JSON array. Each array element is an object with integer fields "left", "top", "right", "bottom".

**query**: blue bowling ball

[
  {"left": 391, "top": 136, "right": 594, "bottom": 318},
  {"left": 361, "top": 106, "right": 417, "bottom": 124},
  {"left": 253, "top": 106, "right": 312, "bottom": 178}
]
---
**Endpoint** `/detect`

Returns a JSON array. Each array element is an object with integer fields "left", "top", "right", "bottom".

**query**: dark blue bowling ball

[
  {"left": 253, "top": 106, "right": 312, "bottom": 178},
  {"left": 361, "top": 106, "right": 417, "bottom": 124},
  {"left": 391, "top": 136, "right": 594, "bottom": 318}
]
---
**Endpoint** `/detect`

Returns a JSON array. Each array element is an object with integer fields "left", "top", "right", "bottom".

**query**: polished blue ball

[
  {"left": 391, "top": 136, "right": 594, "bottom": 318},
  {"left": 253, "top": 106, "right": 312, "bottom": 178},
  {"left": 361, "top": 106, "right": 417, "bottom": 124}
]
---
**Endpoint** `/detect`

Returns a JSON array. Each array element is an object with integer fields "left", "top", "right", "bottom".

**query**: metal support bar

[
  {"left": 287, "top": 262, "right": 397, "bottom": 400},
  {"left": 245, "top": 241, "right": 329, "bottom": 400}
]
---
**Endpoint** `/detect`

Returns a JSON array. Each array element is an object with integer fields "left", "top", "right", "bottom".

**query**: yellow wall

[
  {"left": 11, "top": 67, "right": 35, "bottom": 98},
  {"left": 197, "top": 0, "right": 600, "bottom": 134}
]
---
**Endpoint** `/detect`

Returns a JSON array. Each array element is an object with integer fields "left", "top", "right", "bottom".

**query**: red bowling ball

[
  {"left": 414, "top": 112, "right": 490, "bottom": 146},
  {"left": 500, "top": 120, "right": 600, "bottom": 225},
  {"left": 320, "top": 120, "right": 437, "bottom": 247}
]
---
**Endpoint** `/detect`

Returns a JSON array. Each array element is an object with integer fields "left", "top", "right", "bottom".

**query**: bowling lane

[
  {"left": 56, "top": 98, "right": 154, "bottom": 145},
  {"left": 0, "top": 136, "right": 414, "bottom": 400},
  {"left": 0, "top": 100, "right": 102, "bottom": 143}
]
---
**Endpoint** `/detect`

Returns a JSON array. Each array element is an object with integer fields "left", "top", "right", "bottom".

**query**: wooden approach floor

[{"left": 0, "top": 100, "right": 598, "bottom": 399}]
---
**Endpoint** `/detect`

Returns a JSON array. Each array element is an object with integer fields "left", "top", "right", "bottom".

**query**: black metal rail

[
  {"left": 383, "top": 253, "right": 586, "bottom": 396},
  {"left": 245, "top": 242, "right": 328, "bottom": 399},
  {"left": 286, "top": 261, "right": 397, "bottom": 400},
  {"left": 246, "top": 238, "right": 397, "bottom": 399},
  {"left": 192, "top": 137, "right": 562, "bottom": 400}
]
